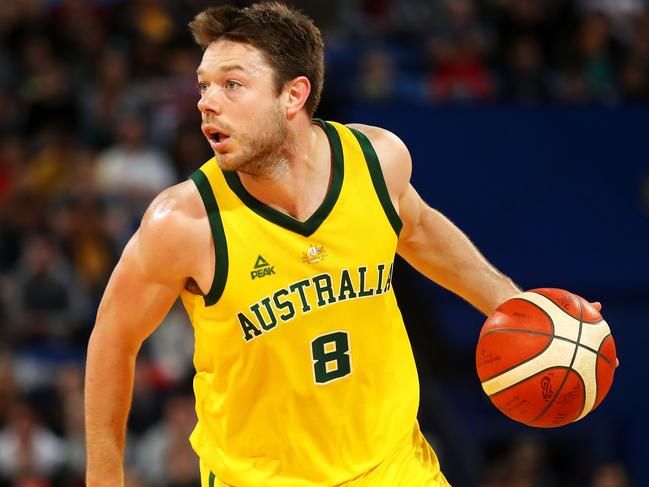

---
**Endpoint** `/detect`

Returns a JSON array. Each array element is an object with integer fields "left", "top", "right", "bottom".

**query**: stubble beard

[{"left": 217, "top": 105, "right": 293, "bottom": 180}]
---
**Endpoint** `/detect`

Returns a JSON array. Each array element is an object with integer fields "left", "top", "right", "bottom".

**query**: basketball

[{"left": 476, "top": 288, "right": 617, "bottom": 428}]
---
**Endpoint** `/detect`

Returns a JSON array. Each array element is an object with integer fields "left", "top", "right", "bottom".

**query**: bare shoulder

[
  {"left": 346, "top": 123, "right": 412, "bottom": 203},
  {"left": 135, "top": 179, "right": 210, "bottom": 282},
  {"left": 141, "top": 179, "right": 205, "bottom": 233}
]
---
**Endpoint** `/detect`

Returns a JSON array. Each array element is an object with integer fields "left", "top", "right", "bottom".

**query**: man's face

[{"left": 196, "top": 39, "right": 288, "bottom": 173}]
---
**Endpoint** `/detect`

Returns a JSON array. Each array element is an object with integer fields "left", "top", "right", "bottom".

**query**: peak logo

[{"left": 251, "top": 255, "right": 276, "bottom": 280}]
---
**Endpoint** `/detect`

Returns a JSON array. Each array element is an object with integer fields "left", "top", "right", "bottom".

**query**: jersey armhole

[
  {"left": 348, "top": 127, "right": 403, "bottom": 236},
  {"left": 189, "top": 169, "right": 228, "bottom": 306}
]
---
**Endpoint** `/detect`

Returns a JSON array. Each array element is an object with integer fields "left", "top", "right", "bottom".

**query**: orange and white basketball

[{"left": 476, "top": 288, "right": 616, "bottom": 428}]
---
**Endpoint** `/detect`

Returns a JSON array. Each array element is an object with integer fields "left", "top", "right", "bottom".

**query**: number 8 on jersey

[{"left": 311, "top": 331, "right": 352, "bottom": 384}]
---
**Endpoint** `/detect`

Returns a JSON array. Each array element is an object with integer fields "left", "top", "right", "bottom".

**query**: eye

[
  {"left": 198, "top": 82, "right": 209, "bottom": 94},
  {"left": 225, "top": 80, "right": 241, "bottom": 90}
]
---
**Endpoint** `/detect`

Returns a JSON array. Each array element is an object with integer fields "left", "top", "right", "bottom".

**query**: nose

[{"left": 197, "top": 87, "right": 221, "bottom": 115}]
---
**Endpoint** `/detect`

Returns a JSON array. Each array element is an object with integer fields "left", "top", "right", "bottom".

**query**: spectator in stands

[
  {"left": 427, "top": 32, "right": 496, "bottom": 102},
  {"left": 0, "top": 353, "right": 17, "bottom": 425},
  {"left": 7, "top": 233, "right": 84, "bottom": 345},
  {"left": 55, "top": 366, "right": 86, "bottom": 483},
  {"left": 619, "top": 12, "right": 649, "bottom": 100},
  {"left": 96, "top": 113, "right": 177, "bottom": 216},
  {"left": 575, "top": 12, "right": 618, "bottom": 101},
  {"left": 57, "top": 192, "right": 117, "bottom": 310},
  {"left": 135, "top": 393, "right": 199, "bottom": 487},
  {"left": 591, "top": 462, "right": 630, "bottom": 487},
  {"left": 0, "top": 400, "right": 65, "bottom": 481},
  {"left": 479, "top": 435, "right": 559, "bottom": 487},
  {"left": 79, "top": 50, "right": 132, "bottom": 149},
  {"left": 0, "top": 87, "right": 24, "bottom": 134},
  {"left": 23, "top": 130, "right": 76, "bottom": 200},
  {"left": 427, "top": 0, "right": 496, "bottom": 102},
  {"left": 171, "top": 122, "right": 214, "bottom": 180},
  {"left": 356, "top": 49, "right": 399, "bottom": 101},
  {"left": 0, "top": 136, "right": 23, "bottom": 204},
  {"left": 502, "top": 36, "right": 550, "bottom": 102}
]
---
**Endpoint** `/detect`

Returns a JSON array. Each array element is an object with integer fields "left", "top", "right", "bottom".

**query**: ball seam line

[
  {"left": 480, "top": 328, "right": 615, "bottom": 369},
  {"left": 477, "top": 298, "right": 557, "bottom": 382},
  {"left": 527, "top": 295, "right": 585, "bottom": 425},
  {"left": 529, "top": 290, "right": 602, "bottom": 324}
]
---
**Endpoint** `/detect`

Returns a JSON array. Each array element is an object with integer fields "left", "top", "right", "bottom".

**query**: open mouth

[
  {"left": 204, "top": 126, "right": 231, "bottom": 150},
  {"left": 208, "top": 130, "right": 227, "bottom": 142}
]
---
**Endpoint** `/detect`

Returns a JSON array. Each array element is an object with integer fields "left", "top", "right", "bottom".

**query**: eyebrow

[{"left": 196, "top": 64, "right": 247, "bottom": 76}]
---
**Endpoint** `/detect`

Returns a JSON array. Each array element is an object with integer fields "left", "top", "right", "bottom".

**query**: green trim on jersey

[
  {"left": 222, "top": 119, "right": 344, "bottom": 237},
  {"left": 348, "top": 127, "right": 403, "bottom": 236},
  {"left": 208, "top": 472, "right": 215, "bottom": 487},
  {"left": 190, "top": 169, "right": 229, "bottom": 306}
]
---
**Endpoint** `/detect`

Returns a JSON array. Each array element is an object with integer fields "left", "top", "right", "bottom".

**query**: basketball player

[{"left": 85, "top": 3, "right": 523, "bottom": 486}]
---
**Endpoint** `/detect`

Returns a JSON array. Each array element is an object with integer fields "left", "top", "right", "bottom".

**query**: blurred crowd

[
  {"left": 326, "top": 0, "right": 649, "bottom": 104},
  {"left": 0, "top": 0, "right": 643, "bottom": 486}
]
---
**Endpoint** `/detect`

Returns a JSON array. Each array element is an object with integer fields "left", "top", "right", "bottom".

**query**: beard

[{"left": 215, "top": 103, "right": 292, "bottom": 179}]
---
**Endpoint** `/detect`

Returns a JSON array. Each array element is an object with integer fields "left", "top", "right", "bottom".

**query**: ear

[{"left": 284, "top": 76, "right": 311, "bottom": 119}]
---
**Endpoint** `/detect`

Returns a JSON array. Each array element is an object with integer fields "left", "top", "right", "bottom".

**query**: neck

[{"left": 237, "top": 114, "right": 331, "bottom": 221}]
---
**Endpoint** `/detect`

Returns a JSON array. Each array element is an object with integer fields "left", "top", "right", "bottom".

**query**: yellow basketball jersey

[{"left": 181, "top": 120, "right": 422, "bottom": 486}]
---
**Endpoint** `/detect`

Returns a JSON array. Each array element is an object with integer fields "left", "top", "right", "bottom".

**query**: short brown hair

[{"left": 189, "top": 2, "right": 324, "bottom": 116}]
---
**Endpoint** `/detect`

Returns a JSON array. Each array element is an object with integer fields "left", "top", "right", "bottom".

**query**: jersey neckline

[{"left": 222, "top": 119, "right": 344, "bottom": 237}]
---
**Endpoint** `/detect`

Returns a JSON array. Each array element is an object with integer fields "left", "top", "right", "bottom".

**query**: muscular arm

[
  {"left": 349, "top": 124, "right": 520, "bottom": 315},
  {"left": 85, "top": 182, "right": 209, "bottom": 486},
  {"left": 396, "top": 184, "right": 520, "bottom": 314}
]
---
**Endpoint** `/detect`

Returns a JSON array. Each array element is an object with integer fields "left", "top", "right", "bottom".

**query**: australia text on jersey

[{"left": 237, "top": 262, "right": 395, "bottom": 342}]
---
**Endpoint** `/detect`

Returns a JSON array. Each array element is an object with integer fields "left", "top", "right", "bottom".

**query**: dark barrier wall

[
  {"left": 346, "top": 105, "right": 648, "bottom": 290},
  {"left": 345, "top": 104, "right": 649, "bottom": 485}
]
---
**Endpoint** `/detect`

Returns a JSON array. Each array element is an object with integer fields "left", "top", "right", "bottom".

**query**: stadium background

[{"left": 0, "top": 0, "right": 647, "bottom": 485}]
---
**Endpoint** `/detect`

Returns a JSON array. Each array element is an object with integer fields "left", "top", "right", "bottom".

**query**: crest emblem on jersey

[
  {"left": 302, "top": 243, "right": 327, "bottom": 264},
  {"left": 250, "top": 255, "right": 276, "bottom": 279}
]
